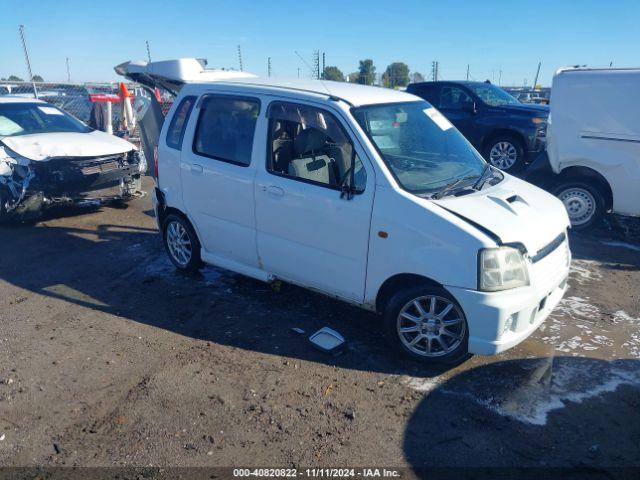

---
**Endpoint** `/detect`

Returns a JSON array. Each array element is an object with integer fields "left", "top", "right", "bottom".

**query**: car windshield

[
  {"left": 467, "top": 84, "right": 520, "bottom": 107},
  {"left": 0, "top": 102, "right": 92, "bottom": 137},
  {"left": 352, "top": 101, "right": 486, "bottom": 195}
]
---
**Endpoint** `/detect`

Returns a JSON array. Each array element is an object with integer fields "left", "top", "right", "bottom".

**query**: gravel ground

[{"left": 0, "top": 177, "right": 638, "bottom": 478}]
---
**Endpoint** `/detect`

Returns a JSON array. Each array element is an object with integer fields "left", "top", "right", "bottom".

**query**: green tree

[
  {"left": 383, "top": 62, "right": 410, "bottom": 88},
  {"left": 358, "top": 59, "right": 376, "bottom": 85},
  {"left": 411, "top": 71, "right": 425, "bottom": 83},
  {"left": 322, "top": 66, "right": 344, "bottom": 82},
  {"left": 347, "top": 72, "right": 360, "bottom": 83},
  {"left": 32, "top": 75, "right": 44, "bottom": 82},
  {"left": 7, "top": 75, "right": 24, "bottom": 82}
]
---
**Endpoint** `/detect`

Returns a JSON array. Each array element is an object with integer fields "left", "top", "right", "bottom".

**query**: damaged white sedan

[{"left": 0, "top": 97, "right": 145, "bottom": 220}]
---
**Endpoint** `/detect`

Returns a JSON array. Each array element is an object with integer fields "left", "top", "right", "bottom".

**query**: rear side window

[
  {"left": 166, "top": 96, "right": 196, "bottom": 149},
  {"left": 193, "top": 95, "right": 260, "bottom": 166}
]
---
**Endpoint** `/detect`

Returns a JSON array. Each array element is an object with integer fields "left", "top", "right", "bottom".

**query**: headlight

[{"left": 479, "top": 246, "right": 530, "bottom": 291}]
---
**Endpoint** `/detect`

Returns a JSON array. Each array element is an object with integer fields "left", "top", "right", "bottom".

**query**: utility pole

[
  {"left": 267, "top": 57, "right": 272, "bottom": 77},
  {"left": 146, "top": 40, "right": 152, "bottom": 63},
  {"left": 237, "top": 45, "right": 244, "bottom": 71},
  {"left": 498, "top": 68, "right": 502, "bottom": 86},
  {"left": 297, "top": 67, "right": 300, "bottom": 78},
  {"left": 18, "top": 25, "right": 37, "bottom": 99},
  {"left": 312, "top": 50, "right": 320, "bottom": 79},
  {"left": 532, "top": 61, "right": 541, "bottom": 90},
  {"left": 322, "top": 52, "right": 325, "bottom": 78},
  {"left": 431, "top": 61, "right": 439, "bottom": 81},
  {"left": 66, "top": 57, "right": 71, "bottom": 83},
  {"left": 466, "top": 64, "right": 469, "bottom": 81}
]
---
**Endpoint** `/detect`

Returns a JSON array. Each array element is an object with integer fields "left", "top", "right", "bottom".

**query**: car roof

[
  {"left": 181, "top": 77, "right": 420, "bottom": 107},
  {"left": 0, "top": 96, "right": 46, "bottom": 104}
]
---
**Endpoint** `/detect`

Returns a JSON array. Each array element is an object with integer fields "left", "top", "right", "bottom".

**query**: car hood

[
  {"left": 0, "top": 130, "right": 136, "bottom": 161},
  {"left": 497, "top": 103, "right": 549, "bottom": 116},
  {"left": 433, "top": 174, "right": 569, "bottom": 254}
]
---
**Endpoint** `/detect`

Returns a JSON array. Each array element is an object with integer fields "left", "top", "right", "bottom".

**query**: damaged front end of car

[{"left": 0, "top": 144, "right": 146, "bottom": 221}]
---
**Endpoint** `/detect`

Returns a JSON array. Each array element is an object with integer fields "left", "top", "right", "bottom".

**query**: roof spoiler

[{"left": 114, "top": 58, "right": 256, "bottom": 94}]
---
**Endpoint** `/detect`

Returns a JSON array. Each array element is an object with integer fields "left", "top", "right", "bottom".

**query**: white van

[
  {"left": 119, "top": 59, "right": 571, "bottom": 363},
  {"left": 528, "top": 67, "right": 640, "bottom": 227}
]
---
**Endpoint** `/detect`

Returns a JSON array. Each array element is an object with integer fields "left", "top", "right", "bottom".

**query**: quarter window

[
  {"left": 266, "top": 102, "right": 366, "bottom": 191},
  {"left": 166, "top": 96, "right": 196, "bottom": 150},
  {"left": 193, "top": 95, "right": 260, "bottom": 166}
]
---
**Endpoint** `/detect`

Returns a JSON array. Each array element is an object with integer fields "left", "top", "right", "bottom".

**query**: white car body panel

[
  {"left": 548, "top": 67, "right": 640, "bottom": 217},
  {"left": 150, "top": 67, "right": 571, "bottom": 357},
  {"left": 1, "top": 130, "right": 136, "bottom": 161}
]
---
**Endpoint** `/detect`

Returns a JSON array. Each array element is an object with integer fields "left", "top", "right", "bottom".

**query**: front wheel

[
  {"left": 553, "top": 181, "right": 606, "bottom": 229},
  {"left": 383, "top": 285, "right": 469, "bottom": 364},
  {"left": 484, "top": 136, "right": 525, "bottom": 172},
  {"left": 162, "top": 213, "right": 202, "bottom": 271}
]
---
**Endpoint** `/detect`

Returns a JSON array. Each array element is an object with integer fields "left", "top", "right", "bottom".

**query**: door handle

[
  {"left": 191, "top": 164, "right": 203, "bottom": 175},
  {"left": 264, "top": 185, "right": 285, "bottom": 197}
]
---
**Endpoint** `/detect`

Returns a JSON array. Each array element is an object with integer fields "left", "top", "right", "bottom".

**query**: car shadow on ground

[
  {"left": 403, "top": 356, "right": 640, "bottom": 478},
  {"left": 0, "top": 219, "right": 454, "bottom": 379},
  {"left": 1, "top": 212, "right": 638, "bottom": 380}
]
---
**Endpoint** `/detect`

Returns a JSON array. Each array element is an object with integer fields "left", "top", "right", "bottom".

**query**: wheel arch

[
  {"left": 482, "top": 128, "right": 527, "bottom": 153},
  {"left": 557, "top": 165, "right": 613, "bottom": 210},
  {"left": 159, "top": 206, "right": 201, "bottom": 242},
  {"left": 375, "top": 273, "right": 443, "bottom": 314}
]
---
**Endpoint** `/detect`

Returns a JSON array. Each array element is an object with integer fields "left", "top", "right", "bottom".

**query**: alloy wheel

[
  {"left": 489, "top": 141, "right": 518, "bottom": 170},
  {"left": 396, "top": 295, "right": 466, "bottom": 357},
  {"left": 166, "top": 220, "right": 193, "bottom": 267}
]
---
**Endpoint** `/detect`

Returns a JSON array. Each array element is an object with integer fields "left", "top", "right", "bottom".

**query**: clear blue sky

[{"left": 1, "top": 0, "right": 638, "bottom": 86}]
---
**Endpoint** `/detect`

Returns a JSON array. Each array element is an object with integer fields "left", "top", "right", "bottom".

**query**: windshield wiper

[
  {"left": 431, "top": 175, "right": 478, "bottom": 200},
  {"left": 473, "top": 163, "right": 494, "bottom": 190}
]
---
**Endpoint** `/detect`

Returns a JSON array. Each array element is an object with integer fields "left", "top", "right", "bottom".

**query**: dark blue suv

[{"left": 406, "top": 81, "right": 549, "bottom": 172}]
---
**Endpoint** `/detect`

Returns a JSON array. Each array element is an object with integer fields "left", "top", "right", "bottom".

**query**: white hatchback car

[{"left": 127, "top": 60, "right": 571, "bottom": 363}]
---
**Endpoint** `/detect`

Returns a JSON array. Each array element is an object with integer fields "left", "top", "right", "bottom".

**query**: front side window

[
  {"left": 166, "top": 96, "right": 196, "bottom": 149},
  {"left": 267, "top": 102, "right": 366, "bottom": 191},
  {"left": 467, "top": 84, "right": 520, "bottom": 107},
  {"left": 193, "top": 95, "right": 260, "bottom": 166},
  {"left": 352, "top": 101, "right": 487, "bottom": 195},
  {"left": 0, "top": 102, "right": 91, "bottom": 137},
  {"left": 439, "top": 86, "right": 474, "bottom": 110}
]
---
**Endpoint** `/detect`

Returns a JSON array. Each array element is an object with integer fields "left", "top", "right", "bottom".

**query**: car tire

[
  {"left": 162, "top": 213, "right": 202, "bottom": 271},
  {"left": 553, "top": 181, "right": 606, "bottom": 229},
  {"left": 383, "top": 285, "right": 469, "bottom": 364},
  {"left": 484, "top": 135, "right": 525, "bottom": 172}
]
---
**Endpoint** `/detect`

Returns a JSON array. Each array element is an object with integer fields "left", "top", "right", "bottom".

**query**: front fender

[{"left": 364, "top": 186, "right": 494, "bottom": 307}]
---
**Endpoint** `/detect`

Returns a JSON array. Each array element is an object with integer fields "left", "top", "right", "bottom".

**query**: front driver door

[
  {"left": 254, "top": 100, "right": 374, "bottom": 303},
  {"left": 437, "top": 85, "right": 479, "bottom": 145}
]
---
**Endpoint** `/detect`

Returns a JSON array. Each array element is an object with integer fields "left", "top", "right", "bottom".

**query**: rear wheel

[
  {"left": 484, "top": 135, "right": 525, "bottom": 172},
  {"left": 553, "top": 181, "right": 606, "bottom": 229},
  {"left": 162, "top": 213, "right": 202, "bottom": 271},
  {"left": 383, "top": 285, "right": 469, "bottom": 364}
]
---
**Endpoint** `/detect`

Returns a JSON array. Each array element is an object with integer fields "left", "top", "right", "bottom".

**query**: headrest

[{"left": 294, "top": 128, "right": 327, "bottom": 155}]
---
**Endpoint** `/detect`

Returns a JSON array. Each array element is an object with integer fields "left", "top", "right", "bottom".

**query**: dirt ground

[{"left": 0, "top": 177, "right": 638, "bottom": 478}]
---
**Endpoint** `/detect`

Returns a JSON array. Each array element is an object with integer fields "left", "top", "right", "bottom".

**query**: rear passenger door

[
  {"left": 254, "top": 100, "right": 374, "bottom": 303},
  {"left": 180, "top": 94, "right": 262, "bottom": 271}
]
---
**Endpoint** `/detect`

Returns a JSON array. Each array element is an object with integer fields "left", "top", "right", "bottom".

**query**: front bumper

[{"left": 447, "top": 239, "right": 570, "bottom": 355}]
